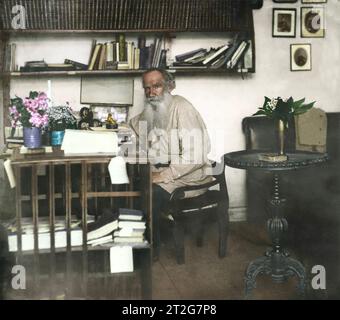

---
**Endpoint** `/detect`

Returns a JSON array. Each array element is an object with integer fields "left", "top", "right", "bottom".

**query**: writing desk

[
  {"left": 224, "top": 150, "right": 328, "bottom": 297},
  {"left": 8, "top": 148, "right": 152, "bottom": 299}
]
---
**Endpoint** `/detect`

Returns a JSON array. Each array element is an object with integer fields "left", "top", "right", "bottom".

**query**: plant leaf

[
  {"left": 253, "top": 109, "right": 271, "bottom": 117},
  {"left": 293, "top": 101, "right": 315, "bottom": 115}
]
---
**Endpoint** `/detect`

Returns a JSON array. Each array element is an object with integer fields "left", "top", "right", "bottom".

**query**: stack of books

[
  {"left": 170, "top": 36, "right": 252, "bottom": 71},
  {"left": 20, "top": 60, "right": 80, "bottom": 72},
  {"left": 6, "top": 215, "right": 88, "bottom": 252},
  {"left": 114, "top": 208, "right": 146, "bottom": 244},
  {"left": 87, "top": 210, "right": 119, "bottom": 246}
]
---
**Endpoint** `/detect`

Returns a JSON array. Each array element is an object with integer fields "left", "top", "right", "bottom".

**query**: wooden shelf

[
  {"left": 2, "top": 68, "right": 253, "bottom": 78},
  {"left": 1, "top": 28, "right": 251, "bottom": 35},
  {"left": 12, "top": 242, "right": 151, "bottom": 256},
  {"left": 5, "top": 70, "right": 145, "bottom": 77}
]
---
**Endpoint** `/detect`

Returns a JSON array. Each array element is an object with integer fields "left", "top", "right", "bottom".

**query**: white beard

[{"left": 143, "top": 92, "right": 173, "bottom": 132}]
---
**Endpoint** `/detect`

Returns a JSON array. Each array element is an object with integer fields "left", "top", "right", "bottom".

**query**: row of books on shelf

[
  {"left": 87, "top": 34, "right": 166, "bottom": 71},
  {"left": 6, "top": 215, "right": 94, "bottom": 252},
  {"left": 170, "top": 38, "right": 253, "bottom": 71},
  {"left": 6, "top": 208, "right": 147, "bottom": 252},
  {"left": 4, "top": 33, "right": 252, "bottom": 73}
]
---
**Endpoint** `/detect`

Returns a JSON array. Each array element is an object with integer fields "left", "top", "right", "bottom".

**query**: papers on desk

[{"left": 61, "top": 129, "right": 119, "bottom": 155}]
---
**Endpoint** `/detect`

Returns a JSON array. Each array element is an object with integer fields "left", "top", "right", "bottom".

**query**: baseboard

[{"left": 229, "top": 206, "right": 247, "bottom": 222}]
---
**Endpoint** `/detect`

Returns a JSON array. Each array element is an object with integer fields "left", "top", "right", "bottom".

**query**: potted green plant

[
  {"left": 253, "top": 96, "right": 315, "bottom": 158},
  {"left": 47, "top": 103, "right": 77, "bottom": 146}
]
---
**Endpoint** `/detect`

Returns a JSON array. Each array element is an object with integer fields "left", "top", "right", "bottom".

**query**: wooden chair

[{"left": 161, "top": 160, "right": 229, "bottom": 264}]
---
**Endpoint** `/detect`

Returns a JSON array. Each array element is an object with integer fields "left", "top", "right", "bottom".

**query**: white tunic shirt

[{"left": 130, "top": 95, "right": 212, "bottom": 196}]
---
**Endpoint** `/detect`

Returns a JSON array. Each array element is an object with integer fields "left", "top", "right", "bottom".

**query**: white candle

[{"left": 47, "top": 79, "right": 52, "bottom": 105}]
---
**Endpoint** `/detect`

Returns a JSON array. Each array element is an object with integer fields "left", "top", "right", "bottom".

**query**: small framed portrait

[
  {"left": 301, "top": 0, "right": 327, "bottom": 3},
  {"left": 272, "top": 8, "right": 296, "bottom": 38},
  {"left": 290, "top": 44, "right": 312, "bottom": 71},
  {"left": 301, "top": 7, "right": 325, "bottom": 38}
]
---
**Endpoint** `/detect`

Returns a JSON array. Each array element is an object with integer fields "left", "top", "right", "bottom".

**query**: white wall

[{"left": 8, "top": 0, "right": 340, "bottom": 218}]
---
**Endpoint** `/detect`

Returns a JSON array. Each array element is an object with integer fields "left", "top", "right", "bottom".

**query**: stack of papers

[{"left": 61, "top": 129, "right": 119, "bottom": 155}]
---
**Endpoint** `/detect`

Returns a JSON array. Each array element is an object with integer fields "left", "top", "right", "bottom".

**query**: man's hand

[{"left": 152, "top": 172, "right": 163, "bottom": 183}]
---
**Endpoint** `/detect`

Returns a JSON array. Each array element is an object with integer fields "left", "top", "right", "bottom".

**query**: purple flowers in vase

[{"left": 9, "top": 91, "right": 49, "bottom": 148}]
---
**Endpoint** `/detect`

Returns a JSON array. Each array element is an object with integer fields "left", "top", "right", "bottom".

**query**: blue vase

[
  {"left": 51, "top": 130, "right": 65, "bottom": 146},
  {"left": 23, "top": 127, "right": 42, "bottom": 149}
]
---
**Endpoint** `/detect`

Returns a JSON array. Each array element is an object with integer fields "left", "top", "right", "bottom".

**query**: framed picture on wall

[
  {"left": 273, "top": 1, "right": 297, "bottom": 3},
  {"left": 301, "top": 0, "right": 327, "bottom": 3},
  {"left": 301, "top": 7, "right": 325, "bottom": 38},
  {"left": 272, "top": 8, "right": 296, "bottom": 38},
  {"left": 290, "top": 44, "right": 312, "bottom": 71}
]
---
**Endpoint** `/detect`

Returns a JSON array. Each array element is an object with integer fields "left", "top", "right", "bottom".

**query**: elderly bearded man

[{"left": 130, "top": 68, "right": 212, "bottom": 260}]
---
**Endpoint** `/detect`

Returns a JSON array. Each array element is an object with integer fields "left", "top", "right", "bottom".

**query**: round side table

[{"left": 224, "top": 150, "right": 329, "bottom": 297}]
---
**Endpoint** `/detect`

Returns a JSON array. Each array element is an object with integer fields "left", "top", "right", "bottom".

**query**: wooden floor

[{"left": 2, "top": 221, "right": 339, "bottom": 300}]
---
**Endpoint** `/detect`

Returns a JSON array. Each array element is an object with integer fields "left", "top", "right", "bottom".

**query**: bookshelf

[
  {"left": 0, "top": 0, "right": 258, "bottom": 134},
  {"left": 6, "top": 150, "right": 152, "bottom": 299}
]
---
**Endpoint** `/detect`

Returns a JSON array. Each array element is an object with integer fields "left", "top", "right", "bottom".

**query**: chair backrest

[{"left": 242, "top": 116, "right": 296, "bottom": 152}]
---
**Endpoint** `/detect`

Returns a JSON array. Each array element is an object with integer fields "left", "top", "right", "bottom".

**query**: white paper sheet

[{"left": 110, "top": 246, "right": 134, "bottom": 273}]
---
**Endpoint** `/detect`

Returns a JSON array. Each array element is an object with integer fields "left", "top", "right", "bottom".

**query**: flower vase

[
  {"left": 278, "top": 120, "right": 285, "bottom": 155},
  {"left": 51, "top": 130, "right": 65, "bottom": 146},
  {"left": 23, "top": 127, "right": 42, "bottom": 149}
]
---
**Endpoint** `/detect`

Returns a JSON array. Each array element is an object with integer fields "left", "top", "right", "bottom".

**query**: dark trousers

[{"left": 152, "top": 184, "right": 171, "bottom": 257}]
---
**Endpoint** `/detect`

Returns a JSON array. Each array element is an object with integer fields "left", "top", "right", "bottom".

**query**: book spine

[
  {"left": 42, "top": 0, "right": 49, "bottom": 29},
  {"left": 117, "top": 0, "right": 123, "bottom": 29},
  {"left": 71, "top": 0, "right": 75, "bottom": 30},
  {"left": 126, "top": 0, "right": 134, "bottom": 30},
  {"left": 50, "top": 0, "right": 56, "bottom": 29},
  {"left": 140, "top": 0, "right": 148, "bottom": 30},
  {"left": 119, "top": 34, "right": 126, "bottom": 61},
  {"left": 112, "top": 0, "right": 119, "bottom": 30},
  {"left": 2, "top": 0, "right": 8, "bottom": 29},
  {"left": 95, "top": 0, "right": 101, "bottom": 29},
  {"left": 56, "top": 2, "right": 63, "bottom": 30},
  {"left": 37, "top": 0, "right": 44, "bottom": 29},
  {"left": 147, "top": 0, "right": 155, "bottom": 29},
  {"left": 134, "top": 0, "right": 140, "bottom": 30},
  {"left": 163, "top": 0, "right": 170, "bottom": 30},
  {"left": 158, "top": 0, "right": 165, "bottom": 30},
  {"left": 77, "top": 0, "right": 82, "bottom": 30},
  {"left": 86, "top": 0, "right": 91, "bottom": 30},
  {"left": 30, "top": 0, "right": 37, "bottom": 29},
  {"left": 102, "top": 0, "right": 108, "bottom": 29},
  {"left": 90, "top": 0, "right": 96, "bottom": 30},
  {"left": 37, "top": 0, "right": 43, "bottom": 29},
  {"left": 121, "top": 0, "right": 129, "bottom": 29},
  {"left": 184, "top": 0, "right": 190, "bottom": 29},
  {"left": 34, "top": 0, "right": 40, "bottom": 29}
]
